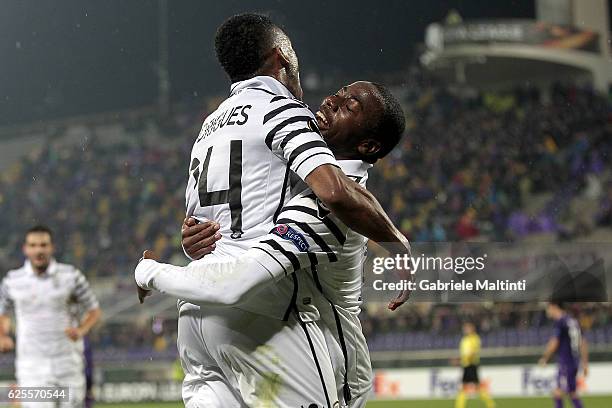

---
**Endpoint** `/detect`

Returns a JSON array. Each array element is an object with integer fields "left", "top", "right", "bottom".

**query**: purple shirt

[{"left": 553, "top": 315, "right": 581, "bottom": 370}]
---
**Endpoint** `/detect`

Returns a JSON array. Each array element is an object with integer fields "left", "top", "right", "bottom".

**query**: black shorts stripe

[
  {"left": 280, "top": 128, "right": 312, "bottom": 149},
  {"left": 265, "top": 116, "right": 313, "bottom": 149},
  {"left": 281, "top": 205, "right": 346, "bottom": 245},
  {"left": 253, "top": 246, "right": 288, "bottom": 276},
  {"left": 299, "top": 320, "right": 332, "bottom": 408},
  {"left": 293, "top": 151, "right": 336, "bottom": 174},
  {"left": 310, "top": 265, "right": 352, "bottom": 402},
  {"left": 330, "top": 301, "right": 352, "bottom": 402},
  {"left": 263, "top": 103, "right": 306, "bottom": 124},
  {"left": 259, "top": 239, "right": 301, "bottom": 271},
  {"left": 276, "top": 218, "right": 338, "bottom": 262}
]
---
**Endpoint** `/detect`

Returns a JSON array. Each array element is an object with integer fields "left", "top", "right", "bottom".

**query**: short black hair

[
  {"left": 215, "top": 13, "right": 278, "bottom": 82},
  {"left": 368, "top": 83, "right": 405, "bottom": 161},
  {"left": 25, "top": 225, "right": 54, "bottom": 242}
]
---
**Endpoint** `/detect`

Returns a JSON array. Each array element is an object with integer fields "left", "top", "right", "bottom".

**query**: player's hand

[
  {"left": 136, "top": 250, "right": 157, "bottom": 304},
  {"left": 583, "top": 365, "right": 589, "bottom": 377},
  {"left": 0, "top": 335, "right": 14, "bottom": 352},
  {"left": 388, "top": 288, "right": 411, "bottom": 311},
  {"left": 538, "top": 357, "right": 548, "bottom": 367},
  {"left": 65, "top": 327, "right": 83, "bottom": 342},
  {"left": 182, "top": 217, "right": 221, "bottom": 260}
]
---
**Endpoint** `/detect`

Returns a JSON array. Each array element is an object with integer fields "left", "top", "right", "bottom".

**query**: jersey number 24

[{"left": 190, "top": 140, "right": 243, "bottom": 239}]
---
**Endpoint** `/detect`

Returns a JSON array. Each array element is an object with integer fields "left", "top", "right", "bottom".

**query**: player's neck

[{"left": 32, "top": 264, "right": 49, "bottom": 275}]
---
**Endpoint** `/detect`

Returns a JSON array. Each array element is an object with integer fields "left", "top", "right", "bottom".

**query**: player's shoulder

[
  {"left": 54, "top": 262, "right": 82, "bottom": 276},
  {"left": 3, "top": 266, "right": 27, "bottom": 282},
  {"left": 235, "top": 86, "right": 314, "bottom": 123},
  {"left": 262, "top": 95, "right": 314, "bottom": 125}
]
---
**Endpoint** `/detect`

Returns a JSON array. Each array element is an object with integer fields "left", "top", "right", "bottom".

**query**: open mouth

[{"left": 315, "top": 110, "right": 330, "bottom": 130}]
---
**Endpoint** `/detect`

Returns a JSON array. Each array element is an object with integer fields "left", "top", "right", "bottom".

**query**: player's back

[{"left": 185, "top": 76, "right": 335, "bottom": 259}]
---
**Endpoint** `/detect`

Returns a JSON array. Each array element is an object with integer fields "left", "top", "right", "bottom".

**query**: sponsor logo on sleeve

[{"left": 271, "top": 224, "right": 310, "bottom": 252}]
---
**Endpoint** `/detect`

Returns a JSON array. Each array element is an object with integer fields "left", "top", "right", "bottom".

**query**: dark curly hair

[
  {"left": 215, "top": 13, "right": 278, "bottom": 82},
  {"left": 369, "top": 83, "right": 406, "bottom": 161}
]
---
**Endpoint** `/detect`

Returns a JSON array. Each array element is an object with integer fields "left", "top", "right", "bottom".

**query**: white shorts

[
  {"left": 178, "top": 306, "right": 339, "bottom": 408},
  {"left": 16, "top": 357, "right": 85, "bottom": 408}
]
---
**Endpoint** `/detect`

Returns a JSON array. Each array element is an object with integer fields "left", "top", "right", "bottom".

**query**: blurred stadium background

[{"left": 1, "top": 0, "right": 612, "bottom": 406}]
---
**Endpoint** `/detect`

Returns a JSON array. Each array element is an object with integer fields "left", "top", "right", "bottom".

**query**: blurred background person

[
  {"left": 539, "top": 302, "right": 589, "bottom": 408},
  {"left": 0, "top": 226, "right": 101, "bottom": 408},
  {"left": 454, "top": 321, "right": 495, "bottom": 408}
]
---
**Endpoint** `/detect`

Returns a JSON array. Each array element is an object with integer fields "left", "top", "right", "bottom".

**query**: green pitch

[{"left": 97, "top": 395, "right": 612, "bottom": 408}]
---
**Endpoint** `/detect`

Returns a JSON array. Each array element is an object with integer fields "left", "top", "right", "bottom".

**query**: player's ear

[
  {"left": 259, "top": 47, "right": 288, "bottom": 74},
  {"left": 357, "top": 138, "right": 382, "bottom": 161},
  {"left": 275, "top": 46, "right": 291, "bottom": 70}
]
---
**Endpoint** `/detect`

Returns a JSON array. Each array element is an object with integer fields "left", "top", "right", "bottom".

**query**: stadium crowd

[
  {"left": 1, "top": 73, "right": 611, "bottom": 354},
  {"left": 370, "top": 75, "right": 612, "bottom": 242}
]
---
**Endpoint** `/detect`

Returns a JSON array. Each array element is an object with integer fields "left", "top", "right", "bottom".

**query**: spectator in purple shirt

[{"left": 538, "top": 302, "right": 589, "bottom": 408}]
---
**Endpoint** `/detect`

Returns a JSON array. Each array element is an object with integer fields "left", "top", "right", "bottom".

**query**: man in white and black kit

[
  {"left": 137, "top": 13, "right": 410, "bottom": 408},
  {"left": 0, "top": 225, "right": 101, "bottom": 408},
  {"left": 137, "top": 80, "right": 409, "bottom": 408}
]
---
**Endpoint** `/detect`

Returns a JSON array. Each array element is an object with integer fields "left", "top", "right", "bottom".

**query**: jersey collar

[
  {"left": 229, "top": 76, "right": 296, "bottom": 98},
  {"left": 24, "top": 258, "right": 58, "bottom": 276},
  {"left": 337, "top": 160, "right": 372, "bottom": 179}
]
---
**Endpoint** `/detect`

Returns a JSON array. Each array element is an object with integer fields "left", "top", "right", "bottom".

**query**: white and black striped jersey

[
  {"left": 185, "top": 76, "right": 338, "bottom": 258},
  {"left": 0, "top": 259, "right": 99, "bottom": 360},
  {"left": 248, "top": 160, "right": 373, "bottom": 402}
]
